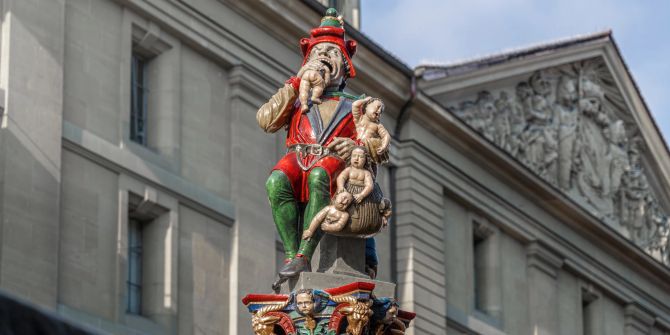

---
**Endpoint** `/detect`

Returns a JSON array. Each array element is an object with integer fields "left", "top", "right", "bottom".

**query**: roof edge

[{"left": 417, "top": 30, "right": 612, "bottom": 80}]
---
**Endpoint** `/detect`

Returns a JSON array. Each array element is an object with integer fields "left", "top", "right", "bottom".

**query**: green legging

[{"left": 265, "top": 168, "right": 331, "bottom": 260}]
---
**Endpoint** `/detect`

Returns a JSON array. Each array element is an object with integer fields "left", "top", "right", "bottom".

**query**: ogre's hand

[
  {"left": 297, "top": 59, "right": 331, "bottom": 111},
  {"left": 327, "top": 137, "right": 355, "bottom": 161}
]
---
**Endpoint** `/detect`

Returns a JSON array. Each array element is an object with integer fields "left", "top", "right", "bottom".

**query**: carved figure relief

[
  {"left": 449, "top": 58, "right": 670, "bottom": 265},
  {"left": 243, "top": 282, "right": 416, "bottom": 335}
]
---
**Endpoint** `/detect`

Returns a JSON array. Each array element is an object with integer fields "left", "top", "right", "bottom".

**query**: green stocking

[
  {"left": 266, "top": 171, "right": 299, "bottom": 259},
  {"left": 298, "top": 167, "right": 332, "bottom": 259}
]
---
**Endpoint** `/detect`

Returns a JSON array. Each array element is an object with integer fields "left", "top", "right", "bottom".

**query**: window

[
  {"left": 473, "top": 232, "right": 486, "bottom": 312},
  {"left": 118, "top": 177, "right": 181, "bottom": 332},
  {"left": 130, "top": 53, "right": 149, "bottom": 145},
  {"left": 127, "top": 218, "right": 143, "bottom": 314},
  {"left": 125, "top": 190, "right": 169, "bottom": 317},
  {"left": 124, "top": 20, "right": 174, "bottom": 154}
]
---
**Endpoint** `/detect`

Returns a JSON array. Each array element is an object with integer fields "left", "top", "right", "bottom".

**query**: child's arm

[
  {"left": 303, "top": 207, "right": 329, "bottom": 240},
  {"left": 354, "top": 171, "right": 375, "bottom": 203},
  {"left": 351, "top": 97, "right": 371, "bottom": 123},
  {"left": 336, "top": 168, "right": 351, "bottom": 192}
]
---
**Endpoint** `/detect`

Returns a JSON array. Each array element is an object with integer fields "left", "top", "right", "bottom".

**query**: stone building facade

[{"left": 0, "top": 0, "right": 668, "bottom": 335}]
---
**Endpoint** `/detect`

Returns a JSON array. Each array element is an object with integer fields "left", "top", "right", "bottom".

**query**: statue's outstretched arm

[{"left": 256, "top": 82, "right": 298, "bottom": 133}]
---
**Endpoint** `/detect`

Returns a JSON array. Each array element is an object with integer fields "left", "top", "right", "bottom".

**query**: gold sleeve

[{"left": 256, "top": 84, "right": 298, "bottom": 133}]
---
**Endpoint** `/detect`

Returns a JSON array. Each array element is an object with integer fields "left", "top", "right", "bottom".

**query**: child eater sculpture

[{"left": 246, "top": 8, "right": 414, "bottom": 335}]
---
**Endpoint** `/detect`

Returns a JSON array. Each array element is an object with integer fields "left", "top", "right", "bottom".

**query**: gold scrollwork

[
  {"left": 330, "top": 295, "right": 374, "bottom": 335},
  {"left": 251, "top": 301, "right": 289, "bottom": 335}
]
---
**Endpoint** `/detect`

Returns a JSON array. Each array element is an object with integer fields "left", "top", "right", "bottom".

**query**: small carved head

[
  {"left": 350, "top": 146, "right": 368, "bottom": 169},
  {"left": 363, "top": 98, "right": 384, "bottom": 123},
  {"left": 515, "top": 82, "right": 533, "bottom": 100},
  {"left": 334, "top": 192, "right": 354, "bottom": 210},
  {"left": 529, "top": 71, "right": 552, "bottom": 96},
  {"left": 557, "top": 76, "right": 578, "bottom": 105},
  {"left": 578, "top": 79, "right": 605, "bottom": 115},
  {"left": 296, "top": 289, "right": 316, "bottom": 316},
  {"left": 476, "top": 91, "right": 496, "bottom": 117}
]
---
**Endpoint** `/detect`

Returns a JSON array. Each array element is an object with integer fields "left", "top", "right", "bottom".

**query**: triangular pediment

[{"left": 420, "top": 33, "right": 670, "bottom": 265}]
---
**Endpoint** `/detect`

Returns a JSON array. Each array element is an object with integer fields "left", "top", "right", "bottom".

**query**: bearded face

[{"left": 306, "top": 42, "right": 345, "bottom": 87}]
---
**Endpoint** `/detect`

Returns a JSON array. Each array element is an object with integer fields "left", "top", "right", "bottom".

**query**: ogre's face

[
  {"left": 296, "top": 293, "right": 315, "bottom": 316},
  {"left": 307, "top": 42, "right": 345, "bottom": 86}
]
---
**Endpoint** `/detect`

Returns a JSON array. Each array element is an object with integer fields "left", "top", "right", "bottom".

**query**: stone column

[
  {"left": 0, "top": 0, "right": 66, "bottom": 308},
  {"left": 227, "top": 66, "right": 283, "bottom": 334},
  {"left": 394, "top": 143, "right": 448, "bottom": 335},
  {"left": 526, "top": 241, "right": 564, "bottom": 335},
  {"left": 624, "top": 304, "right": 655, "bottom": 335}
]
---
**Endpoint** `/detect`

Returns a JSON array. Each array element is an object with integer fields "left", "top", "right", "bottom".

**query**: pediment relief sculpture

[{"left": 447, "top": 57, "right": 670, "bottom": 265}]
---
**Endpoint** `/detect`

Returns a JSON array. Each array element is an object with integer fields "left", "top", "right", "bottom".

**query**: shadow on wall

[{"left": 0, "top": 290, "right": 99, "bottom": 335}]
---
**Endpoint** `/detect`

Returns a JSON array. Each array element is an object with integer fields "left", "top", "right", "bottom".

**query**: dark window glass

[
  {"left": 130, "top": 53, "right": 148, "bottom": 145},
  {"left": 127, "top": 219, "right": 143, "bottom": 314}
]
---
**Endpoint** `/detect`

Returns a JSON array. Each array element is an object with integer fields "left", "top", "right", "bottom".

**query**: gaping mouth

[{"left": 318, "top": 57, "right": 335, "bottom": 73}]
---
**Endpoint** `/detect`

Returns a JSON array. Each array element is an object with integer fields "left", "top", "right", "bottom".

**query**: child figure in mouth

[
  {"left": 302, "top": 192, "right": 353, "bottom": 239},
  {"left": 352, "top": 97, "right": 391, "bottom": 164},
  {"left": 336, "top": 146, "right": 374, "bottom": 204}
]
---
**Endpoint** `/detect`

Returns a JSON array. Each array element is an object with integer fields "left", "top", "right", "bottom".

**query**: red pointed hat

[{"left": 299, "top": 8, "right": 357, "bottom": 78}]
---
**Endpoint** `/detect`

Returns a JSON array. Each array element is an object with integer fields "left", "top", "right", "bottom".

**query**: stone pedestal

[
  {"left": 280, "top": 235, "right": 396, "bottom": 297},
  {"left": 316, "top": 234, "right": 367, "bottom": 277},
  {"left": 249, "top": 219, "right": 413, "bottom": 334}
]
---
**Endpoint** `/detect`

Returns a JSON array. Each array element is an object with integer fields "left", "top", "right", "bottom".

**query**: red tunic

[{"left": 272, "top": 96, "right": 357, "bottom": 203}]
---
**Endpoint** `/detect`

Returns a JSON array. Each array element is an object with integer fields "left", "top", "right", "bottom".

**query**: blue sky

[{"left": 360, "top": 0, "right": 670, "bottom": 142}]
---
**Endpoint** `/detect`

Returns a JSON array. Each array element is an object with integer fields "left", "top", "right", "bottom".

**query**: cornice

[
  {"left": 526, "top": 241, "right": 564, "bottom": 279},
  {"left": 625, "top": 303, "right": 655, "bottom": 334}
]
